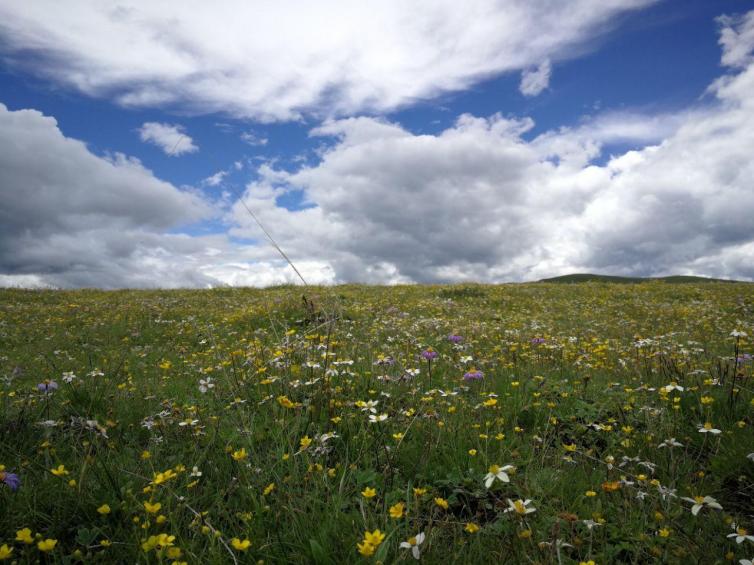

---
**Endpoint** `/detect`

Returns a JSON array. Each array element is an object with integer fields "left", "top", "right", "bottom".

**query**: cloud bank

[{"left": 0, "top": 0, "right": 654, "bottom": 120}]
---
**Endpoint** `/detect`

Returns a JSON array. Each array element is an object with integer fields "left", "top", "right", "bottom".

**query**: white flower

[
  {"left": 740, "top": 558, "right": 753, "bottom": 565},
  {"left": 190, "top": 466, "right": 202, "bottom": 477},
  {"left": 504, "top": 498, "right": 536, "bottom": 515},
  {"left": 698, "top": 422, "right": 721, "bottom": 434},
  {"left": 681, "top": 495, "right": 722, "bottom": 516},
  {"left": 405, "top": 368, "right": 420, "bottom": 377},
  {"left": 360, "top": 400, "right": 379, "bottom": 414},
  {"left": 581, "top": 519, "right": 602, "bottom": 530},
  {"left": 369, "top": 413, "right": 389, "bottom": 423},
  {"left": 62, "top": 371, "right": 76, "bottom": 383},
  {"left": 731, "top": 330, "right": 748, "bottom": 338},
  {"left": 88, "top": 369, "right": 104, "bottom": 377},
  {"left": 399, "top": 532, "right": 425, "bottom": 560},
  {"left": 661, "top": 382, "right": 684, "bottom": 393},
  {"left": 484, "top": 464, "right": 515, "bottom": 488},
  {"left": 728, "top": 524, "right": 754, "bottom": 544},
  {"left": 198, "top": 377, "right": 215, "bottom": 393},
  {"left": 747, "top": 453, "right": 754, "bottom": 462},
  {"left": 459, "top": 356, "right": 473, "bottom": 364},
  {"left": 658, "top": 438, "right": 683, "bottom": 448}
]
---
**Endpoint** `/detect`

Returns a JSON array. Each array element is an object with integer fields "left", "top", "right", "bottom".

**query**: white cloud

[
  {"left": 0, "top": 0, "right": 655, "bottom": 120},
  {"left": 203, "top": 170, "right": 228, "bottom": 187},
  {"left": 225, "top": 18, "right": 754, "bottom": 283},
  {"left": 718, "top": 11, "right": 754, "bottom": 69},
  {"left": 0, "top": 103, "right": 219, "bottom": 288},
  {"left": 519, "top": 60, "right": 551, "bottom": 96},
  {"left": 240, "top": 131, "right": 268, "bottom": 146},
  {"left": 138, "top": 122, "right": 198, "bottom": 155}
]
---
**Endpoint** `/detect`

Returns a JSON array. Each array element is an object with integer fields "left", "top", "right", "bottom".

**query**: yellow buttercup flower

[
  {"left": 389, "top": 501, "right": 405, "bottom": 519},
  {"left": 231, "top": 538, "right": 251, "bottom": 551},
  {"left": 16, "top": 528, "right": 34, "bottom": 544},
  {"left": 361, "top": 486, "right": 377, "bottom": 498},
  {"left": 51, "top": 464, "right": 69, "bottom": 476},
  {"left": 144, "top": 501, "right": 162, "bottom": 514},
  {"left": 0, "top": 544, "right": 13, "bottom": 560},
  {"left": 464, "top": 523, "right": 480, "bottom": 533},
  {"left": 231, "top": 448, "right": 248, "bottom": 461},
  {"left": 97, "top": 504, "right": 111, "bottom": 515},
  {"left": 37, "top": 539, "right": 58, "bottom": 552},
  {"left": 434, "top": 497, "right": 449, "bottom": 510}
]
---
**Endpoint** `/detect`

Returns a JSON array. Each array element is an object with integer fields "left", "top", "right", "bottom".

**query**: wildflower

[
  {"left": 37, "top": 539, "right": 58, "bottom": 552},
  {"left": 464, "top": 523, "right": 480, "bottom": 533},
  {"left": 585, "top": 490, "right": 597, "bottom": 497},
  {"left": 198, "top": 377, "right": 214, "bottom": 393},
  {"left": 728, "top": 524, "right": 754, "bottom": 544},
  {"left": 563, "top": 443, "right": 577, "bottom": 452},
  {"left": 357, "top": 529, "right": 385, "bottom": 557},
  {"left": 299, "top": 436, "right": 313, "bottom": 450},
  {"left": 658, "top": 438, "right": 683, "bottom": 448},
  {"left": 698, "top": 422, "right": 721, "bottom": 434},
  {"left": 97, "top": 504, "right": 111, "bottom": 515},
  {"left": 231, "top": 538, "right": 251, "bottom": 551},
  {"left": 15, "top": 528, "right": 34, "bottom": 544},
  {"left": 601, "top": 481, "right": 621, "bottom": 492},
  {"left": 231, "top": 448, "right": 248, "bottom": 461},
  {"left": 142, "top": 534, "right": 176, "bottom": 551},
  {"left": 484, "top": 464, "right": 514, "bottom": 488},
  {"left": 151, "top": 469, "right": 178, "bottom": 485},
  {"left": 531, "top": 337, "right": 546, "bottom": 345},
  {"left": 421, "top": 348, "right": 439, "bottom": 361},
  {"left": 434, "top": 497, "right": 449, "bottom": 510},
  {"left": 413, "top": 487, "right": 427, "bottom": 497},
  {"left": 504, "top": 498, "right": 536, "bottom": 515},
  {"left": 389, "top": 502, "right": 406, "bottom": 519},
  {"left": 680, "top": 495, "right": 722, "bottom": 515},
  {"left": 51, "top": 464, "right": 69, "bottom": 476},
  {"left": 400, "top": 532, "right": 425, "bottom": 560},
  {"left": 277, "top": 395, "right": 295, "bottom": 409},
  {"left": 62, "top": 371, "right": 76, "bottom": 383},
  {"left": 144, "top": 501, "right": 162, "bottom": 514},
  {"left": 362, "top": 486, "right": 377, "bottom": 498},
  {"left": 661, "top": 382, "right": 684, "bottom": 393},
  {"left": 190, "top": 466, "right": 202, "bottom": 477},
  {"left": 0, "top": 465, "right": 20, "bottom": 491},
  {"left": 37, "top": 380, "right": 59, "bottom": 393},
  {"left": 263, "top": 483, "right": 275, "bottom": 496},
  {"left": 369, "top": 413, "right": 389, "bottom": 423},
  {"left": 658, "top": 528, "right": 671, "bottom": 538},
  {"left": 0, "top": 545, "right": 12, "bottom": 560},
  {"left": 463, "top": 368, "right": 484, "bottom": 381}
]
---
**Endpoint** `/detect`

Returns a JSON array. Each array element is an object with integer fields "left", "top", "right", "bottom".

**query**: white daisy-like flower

[
  {"left": 698, "top": 422, "right": 721, "bottom": 434},
  {"left": 190, "top": 466, "right": 202, "bottom": 477},
  {"left": 730, "top": 330, "right": 748, "bottom": 338},
  {"left": 399, "top": 532, "right": 425, "bottom": 560},
  {"left": 484, "top": 464, "right": 515, "bottom": 488},
  {"left": 369, "top": 413, "right": 389, "bottom": 423},
  {"left": 198, "top": 377, "right": 215, "bottom": 393},
  {"left": 681, "top": 495, "right": 722, "bottom": 515},
  {"left": 658, "top": 438, "right": 684, "bottom": 448},
  {"left": 661, "top": 382, "right": 684, "bottom": 393},
  {"left": 504, "top": 498, "right": 536, "bottom": 515},
  {"left": 728, "top": 524, "right": 754, "bottom": 544},
  {"left": 62, "top": 371, "right": 77, "bottom": 383}
]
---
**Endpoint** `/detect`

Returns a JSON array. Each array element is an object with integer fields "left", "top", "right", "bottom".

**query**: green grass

[{"left": 1, "top": 283, "right": 753, "bottom": 564}]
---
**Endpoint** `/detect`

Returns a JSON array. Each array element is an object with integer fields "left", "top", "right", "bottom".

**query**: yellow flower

[
  {"left": 277, "top": 395, "right": 295, "bottom": 409},
  {"left": 357, "top": 540, "right": 376, "bottom": 557},
  {"left": 361, "top": 486, "right": 377, "bottom": 499},
  {"left": 97, "top": 504, "right": 111, "bottom": 515},
  {"left": 658, "top": 528, "right": 671, "bottom": 538},
  {"left": 483, "top": 398, "right": 497, "bottom": 407},
  {"left": 434, "top": 497, "right": 449, "bottom": 510},
  {"left": 464, "top": 523, "right": 480, "bottom": 533},
  {"left": 601, "top": 481, "right": 620, "bottom": 492},
  {"left": 585, "top": 490, "right": 597, "bottom": 497},
  {"left": 141, "top": 450, "right": 151, "bottom": 460},
  {"left": 518, "top": 529, "right": 532, "bottom": 539},
  {"left": 413, "top": 487, "right": 427, "bottom": 496},
  {"left": 364, "top": 529, "right": 386, "bottom": 546},
  {"left": 151, "top": 469, "right": 178, "bottom": 485},
  {"left": 100, "top": 539, "right": 112, "bottom": 547},
  {"left": 231, "top": 538, "right": 251, "bottom": 551},
  {"left": 563, "top": 443, "right": 577, "bottom": 452},
  {"left": 16, "top": 528, "right": 34, "bottom": 544},
  {"left": 166, "top": 547, "right": 183, "bottom": 559},
  {"left": 231, "top": 448, "right": 248, "bottom": 461},
  {"left": 389, "top": 502, "right": 405, "bottom": 519},
  {"left": 51, "top": 464, "right": 69, "bottom": 476},
  {"left": 263, "top": 483, "right": 276, "bottom": 496},
  {"left": 299, "top": 436, "right": 312, "bottom": 450},
  {"left": 468, "top": 449, "right": 477, "bottom": 456},
  {"left": 37, "top": 539, "right": 58, "bottom": 552},
  {"left": 144, "top": 501, "right": 162, "bottom": 514},
  {"left": 0, "top": 544, "right": 13, "bottom": 560}
]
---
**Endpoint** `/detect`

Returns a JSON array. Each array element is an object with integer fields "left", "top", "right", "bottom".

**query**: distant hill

[{"left": 539, "top": 273, "right": 743, "bottom": 284}]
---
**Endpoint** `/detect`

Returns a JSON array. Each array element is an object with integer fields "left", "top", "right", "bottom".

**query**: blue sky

[{"left": 1, "top": 0, "right": 753, "bottom": 287}]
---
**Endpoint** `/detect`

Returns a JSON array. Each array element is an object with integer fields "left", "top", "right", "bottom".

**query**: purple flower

[
  {"left": 447, "top": 335, "right": 463, "bottom": 344},
  {"left": 530, "top": 337, "right": 546, "bottom": 345},
  {"left": 463, "top": 369, "right": 484, "bottom": 381},
  {"left": 37, "top": 380, "right": 59, "bottom": 393},
  {"left": 0, "top": 470, "right": 20, "bottom": 491},
  {"left": 421, "top": 349, "right": 439, "bottom": 361},
  {"left": 738, "top": 353, "right": 752, "bottom": 364}
]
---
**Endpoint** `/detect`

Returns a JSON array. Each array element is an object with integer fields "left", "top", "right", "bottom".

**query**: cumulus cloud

[
  {"left": 519, "top": 60, "right": 551, "bottom": 96},
  {"left": 138, "top": 122, "right": 198, "bottom": 155},
  {"left": 717, "top": 10, "right": 754, "bottom": 69},
  {"left": 227, "top": 18, "right": 754, "bottom": 283},
  {"left": 0, "top": 103, "right": 219, "bottom": 288},
  {"left": 0, "top": 0, "right": 655, "bottom": 120}
]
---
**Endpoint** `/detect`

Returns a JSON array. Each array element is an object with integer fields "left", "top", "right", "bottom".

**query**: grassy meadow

[{"left": 1, "top": 282, "right": 753, "bottom": 564}]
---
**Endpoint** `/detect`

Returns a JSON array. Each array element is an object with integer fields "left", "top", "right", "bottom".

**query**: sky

[{"left": 1, "top": 0, "right": 754, "bottom": 288}]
